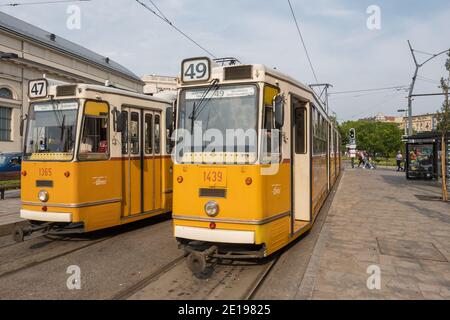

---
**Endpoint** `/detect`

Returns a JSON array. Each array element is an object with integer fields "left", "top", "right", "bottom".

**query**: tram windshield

[
  {"left": 177, "top": 85, "right": 258, "bottom": 163},
  {"left": 24, "top": 100, "right": 78, "bottom": 161}
]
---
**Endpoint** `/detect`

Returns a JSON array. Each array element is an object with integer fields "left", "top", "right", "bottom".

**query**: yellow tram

[
  {"left": 172, "top": 57, "right": 341, "bottom": 274},
  {"left": 15, "top": 81, "right": 174, "bottom": 241}
]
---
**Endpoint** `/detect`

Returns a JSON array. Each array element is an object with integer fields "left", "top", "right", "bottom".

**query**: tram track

[
  {"left": 117, "top": 252, "right": 283, "bottom": 300},
  {"left": 242, "top": 254, "right": 281, "bottom": 300},
  {"left": 0, "top": 215, "right": 173, "bottom": 279},
  {"left": 0, "top": 234, "right": 114, "bottom": 278},
  {"left": 112, "top": 254, "right": 187, "bottom": 300}
]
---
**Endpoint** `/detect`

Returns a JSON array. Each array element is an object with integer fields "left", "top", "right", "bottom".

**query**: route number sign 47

[{"left": 28, "top": 79, "right": 48, "bottom": 98}]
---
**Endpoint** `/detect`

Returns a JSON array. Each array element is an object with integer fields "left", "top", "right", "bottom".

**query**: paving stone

[{"left": 299, "top": 165, "right": 449, "bottom": 300}]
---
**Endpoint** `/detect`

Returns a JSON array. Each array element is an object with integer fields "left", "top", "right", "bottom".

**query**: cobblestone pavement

[
  {"left": 296, "top": 165, "right": 450, "bottom": 300},
  {"left": 0, "top": 190, "right": 23, "bottom": 235}
]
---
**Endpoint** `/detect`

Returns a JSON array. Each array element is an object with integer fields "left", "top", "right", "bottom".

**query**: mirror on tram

[
  {"left": 166, "top": 107, "right": 173, "bottom": 131},
  {"left": 273, "top": 94, "right": 284, "bottom": 129},
  {"left": 19, "top": 114, "right": 27, "bottom": 137}
]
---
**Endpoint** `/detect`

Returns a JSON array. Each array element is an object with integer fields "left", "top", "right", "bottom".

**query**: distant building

[
  {"left": 142, "top": 74, "right": 177, "bottom": 95},
  {"left": 0, "top": 12, "right": 144, "bottom": 153},
  {"left": 361, "top": 112, "right": 438, "bottom": 134},
  {"left": 361, "top": 112, "right": 403, "bottom": 124},
  {"left": 399, "top": 113, "right": 437, "bottom": 133}
]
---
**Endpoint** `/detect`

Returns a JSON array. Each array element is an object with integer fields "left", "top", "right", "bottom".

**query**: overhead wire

[
  {"left": 135, "top": 0, "right": 217, "bottom": 59},
  {"left": 287, "top": 0, "right": 319, "bottom": 84}
]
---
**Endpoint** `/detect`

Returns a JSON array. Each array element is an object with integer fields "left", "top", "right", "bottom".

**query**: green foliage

[
  {"left": 338, "top": 120, "right": 403, "bottom": 158},
  {"left": 436, "top": 52, "right": 450, "bottom": 137}
]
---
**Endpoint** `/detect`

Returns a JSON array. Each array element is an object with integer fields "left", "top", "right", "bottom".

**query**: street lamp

[{"left": 397, "top": 109, "right": 408, "bottom": 136}]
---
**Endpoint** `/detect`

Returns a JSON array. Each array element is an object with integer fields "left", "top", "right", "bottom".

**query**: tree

[
  {"left": 339, "top": 120, "right": 403, "bottom": 158},
  {"left": 436, "top": 52, "right": 450, "bottom": 202}
]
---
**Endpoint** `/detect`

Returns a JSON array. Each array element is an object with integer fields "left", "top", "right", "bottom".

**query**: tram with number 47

[
  {"left": 14, "top": 80, "right": 175, "bottom": 241},
  {"left": 172, "top": 57, "right": 341, "bottom": 276}
]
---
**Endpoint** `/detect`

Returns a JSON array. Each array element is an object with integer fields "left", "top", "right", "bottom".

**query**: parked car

[{"left": 0, "top": 152, "right": 22, "bottom": 182}]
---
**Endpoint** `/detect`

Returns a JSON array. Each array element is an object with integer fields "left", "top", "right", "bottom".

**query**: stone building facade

[{"left": 0, "top": 12, "right": 144, "bottom": 153}]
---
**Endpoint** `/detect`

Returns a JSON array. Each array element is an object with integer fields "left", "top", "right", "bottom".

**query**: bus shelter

[{"left": 405, "top": 132, "right": 449, "bottom": 181}]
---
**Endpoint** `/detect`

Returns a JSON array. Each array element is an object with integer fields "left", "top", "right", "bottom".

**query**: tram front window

[
  {"left": 24, "top": 100, "right": 78, "bottom": 161},
  {"left": 177, "top": 85, "right": 258, "bottom": 163}
]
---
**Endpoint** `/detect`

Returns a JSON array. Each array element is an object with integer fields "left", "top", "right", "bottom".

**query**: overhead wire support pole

[{"left": 406, "top": 40, "right": 450, "bottom": 136}]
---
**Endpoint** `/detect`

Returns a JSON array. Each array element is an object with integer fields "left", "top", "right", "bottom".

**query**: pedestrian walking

[
  {"left": 396, "top": 151, "right": 403, "bottom": 172},
  {"left": 357, "top": 151, "right": 364, "bottom": 168}
]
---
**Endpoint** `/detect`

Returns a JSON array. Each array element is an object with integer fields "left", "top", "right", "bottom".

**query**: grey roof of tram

[{"left": 0, "top": 11, "right": 142, "bottom": 83}]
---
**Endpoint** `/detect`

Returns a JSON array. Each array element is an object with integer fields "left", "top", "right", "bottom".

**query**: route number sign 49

[{"left": 182, "top": 58, "right": 210, "bottom": 83}]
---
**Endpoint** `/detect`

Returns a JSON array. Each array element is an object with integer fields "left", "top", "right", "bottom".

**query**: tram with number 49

[
  {"left": 14, "top": 80, "right": 175, "bottom": 241},
  {"left": 172, "top": 57, "right": 341, "bottom": 275}
]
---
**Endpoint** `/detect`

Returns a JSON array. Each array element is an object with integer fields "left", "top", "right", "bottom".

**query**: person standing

[{"left": 396, "top": 151, "right": 403, "bottom": 172}]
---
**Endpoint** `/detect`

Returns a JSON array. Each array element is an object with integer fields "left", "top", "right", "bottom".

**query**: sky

[{"left": 1, "top": 0, "right": 449, "bottom": 122}]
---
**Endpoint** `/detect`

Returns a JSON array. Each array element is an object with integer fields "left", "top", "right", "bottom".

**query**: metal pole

[
  {"left": 407, "top": 40, "right": 419, "bottom": 137},
  {"left": 406, "top": 40, "right": 450, "bottom": 137}
]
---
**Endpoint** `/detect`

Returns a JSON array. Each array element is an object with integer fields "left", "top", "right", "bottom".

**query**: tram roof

[
  {"left": 205, "top": 62, "right": 329, "bottom": 116},
  {"left": 49, "top": 83, "right": 173, "bottom": 104}
]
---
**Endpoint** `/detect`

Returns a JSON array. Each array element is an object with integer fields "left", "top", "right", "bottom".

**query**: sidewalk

[
  {"left": 296, "top": 165, "right": 450, "bottom": 299},
  {"left": 0, "top": 190, "right": 24, "bottom": 237}
]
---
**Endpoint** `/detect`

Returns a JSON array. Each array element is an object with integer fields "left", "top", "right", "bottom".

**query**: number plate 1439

[{"left": 202, "top": 169, "right": 227, "bottom": 187}]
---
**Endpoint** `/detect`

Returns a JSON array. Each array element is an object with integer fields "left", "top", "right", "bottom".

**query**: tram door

[
  {"left": 291, "top": 98, "right": 311, "bottom": 223},
  {"left": 143, "top": 111, "right": 162, "bottom": 212},
  {"left": 121, "top": 107, "right": 162, "bottom": 217}
]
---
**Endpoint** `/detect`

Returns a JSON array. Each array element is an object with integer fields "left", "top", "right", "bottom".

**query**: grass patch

[{"left": 0, "top": 179, "right": 20, "bottom": 188}]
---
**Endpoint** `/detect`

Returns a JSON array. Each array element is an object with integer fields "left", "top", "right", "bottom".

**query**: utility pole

[{"left": 406, "top": 40, "right": 450, "bottom": 137}]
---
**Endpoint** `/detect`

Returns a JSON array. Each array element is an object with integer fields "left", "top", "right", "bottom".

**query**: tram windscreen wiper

[{"left": 188, "top": 79, "right": 219, "bottom": 131}]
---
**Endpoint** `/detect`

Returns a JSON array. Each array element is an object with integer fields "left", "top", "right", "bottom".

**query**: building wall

[
  {"left": 142, "top": 75, "right": 177, "bottom": 95},
  {"left": 399, "top": 114, "right": 437, "bottom": 133},
  {"left": 0, "top": 29, "right": 143, "bottom": 153}
]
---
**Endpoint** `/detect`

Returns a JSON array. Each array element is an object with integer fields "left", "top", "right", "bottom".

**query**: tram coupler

[
  {"left": 12, "top": 222, "right": 52, "bottom": 242},
  {"left": 186, "top": 245, "right": 218, "bottom": 275},
  {"left": 12, "top": 222, "right": 61, "bottom": 242}
]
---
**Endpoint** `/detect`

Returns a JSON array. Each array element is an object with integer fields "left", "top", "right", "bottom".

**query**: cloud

[{"left": 1, "top": 0, "right": 449, "bottom": 120}]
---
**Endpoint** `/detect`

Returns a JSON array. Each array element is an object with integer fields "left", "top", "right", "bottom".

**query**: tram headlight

[
  {"left": 204, "top": 201, "right": 219, "bottom": 217},
  {"left": 38, "top": 190, "right": 49, "bottom": 202}
]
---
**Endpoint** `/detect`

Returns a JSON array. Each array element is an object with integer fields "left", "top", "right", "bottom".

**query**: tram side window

[
  {"left": 166, "top": 108, "right": 174, "bottom": 155},
  {"left": 294, "top": 105, "right": 306, "bottom": 154},
  {"left": 312, "top": 107, "right": 327, "bottom": 155},
  {"left": 154, "top": 114, "right": 161, "bottom": 155},
  {"left": 121, "top": 111, "right": 128, "bottom": 154},
  {"left": 79, "top": 101, "right": 109, "bottom": 161},
  {"left": 145, "top": 113, "right": 153, "bottom": 154},
  {"left": 262, "top": 85, "right": 280, "bottom": 160},
  {"left": 130, "top": 112, "right": 140, "bottom": 155}
]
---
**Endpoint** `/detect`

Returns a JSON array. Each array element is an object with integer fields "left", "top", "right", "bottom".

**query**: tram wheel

[
  {"left": 187, "top": 251, "right": 207, "bottom": 275},
  {"left": 12, "top": 227, "right": 24, "bottom": 242}
]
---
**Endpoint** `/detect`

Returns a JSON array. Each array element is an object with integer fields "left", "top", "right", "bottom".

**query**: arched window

[{"left": 0, "top": 87, "right": 13, "bottom": 99}]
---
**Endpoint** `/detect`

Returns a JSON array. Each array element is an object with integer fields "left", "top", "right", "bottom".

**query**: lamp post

[{"left": 397, "top": 109, "right": 408, "bottom": 136}]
